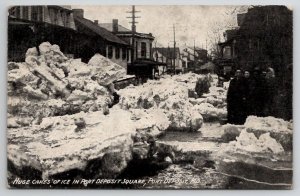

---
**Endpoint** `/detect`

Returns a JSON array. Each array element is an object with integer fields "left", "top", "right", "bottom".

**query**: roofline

[
  {"left": 74, "top": 16, "right": 129, "bottom": 46},
  {"left": 8, "top": 16, "right": 78, "bottom": 32}
]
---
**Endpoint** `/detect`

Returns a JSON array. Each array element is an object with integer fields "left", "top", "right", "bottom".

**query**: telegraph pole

[
  {"left": 173, "top": 24, "right": 176, "bottom": 75},
  {"left": 194, "top": 39, "right": 196, "bottom": 72},
  {"left": 126, "top": 5, "right": 140, "bottom": 64}
]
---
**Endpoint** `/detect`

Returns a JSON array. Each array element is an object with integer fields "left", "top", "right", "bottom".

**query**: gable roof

[
  {"left": 98, "top": 23, "right": 131, "bottom": 32},
  {"left": 153, "top": 47, "right": 180, "bottom": 59},
  {"left": 74, "top": 16, "right": 129, "bottom": 46}
]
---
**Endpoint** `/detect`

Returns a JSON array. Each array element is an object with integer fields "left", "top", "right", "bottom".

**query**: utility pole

[
  {"left": 194, "top": 39, "right": 196, "bottom": 72},
  {"left": 173, "top": 24, "right": 176, "bottom": 75},
  {"left": 126, "top": 5, "right": 140, "bottom": 64}
]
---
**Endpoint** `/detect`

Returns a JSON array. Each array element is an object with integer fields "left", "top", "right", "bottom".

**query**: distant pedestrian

[
  {"left": 107, "top": 83, "right": 120, "bottom": 108},
  {"left": 195, "top": 76, "right": 210, "bottom": 98},
  {"left": 227, "top": 70, "right": 247, "bottom": 124}
]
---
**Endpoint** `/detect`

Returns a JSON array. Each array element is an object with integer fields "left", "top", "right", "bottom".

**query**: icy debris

[
  {"left": 23, "top": 85, "right": 49, "bottom": 100},
  {"left": 25, "top": 47, "right": 38, "bottom": 57},
  {"left": 118, "top": 77, "right": 203, "bottom": 131},
  {"left": 173, "top": 72, "right": 205, "bottom": 83},
  {"left": 68, "top": 59, "right": 92, "bottom": 77},
  {"left": 130, "top": 109, "right": 170, "bottom": 136},
  {"left": 66, "top": 90, "right": 89, "bottom": 102},
  {"left": 221, "top": 124, "right": 244, "bottom": 142},
  {"left": 7, "top": 64, "right": 38, "bottom": 85},
  {"left": 38, "top": 42, "right": 68, "bottom": 63},
  {"left": 7, "top": 107, "right": 174, "bottom": 178},
  {"left": 225, "top": 130, "right": 284, "bottom": 154},
  {"left": 88, "top": 54, "right": 126, "bottom": 86},
  {"left": 193, "top": 103, "right": 227, "bottom": 121},
  {"left": 244, "top": 116, "right": 293, "bottom": 151},
  {"left": 245, "top": 116, "right": 292, "bottom": 134},
  {"left": 7, "top": 42, "right": 128, "bottom": 125}
]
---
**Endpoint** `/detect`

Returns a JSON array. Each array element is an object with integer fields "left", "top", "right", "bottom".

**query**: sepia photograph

[{"left": 6, "top": 4, "right": 293, "bottom": 189}]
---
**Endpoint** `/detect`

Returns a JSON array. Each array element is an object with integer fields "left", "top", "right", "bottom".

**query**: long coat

[{"left": 227, "top": 77, "right": 247, "bottom": 124}]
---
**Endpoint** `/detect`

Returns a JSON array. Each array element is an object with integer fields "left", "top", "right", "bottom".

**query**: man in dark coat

[
  {"left": 243, "top": 71, "right": 251, "bottom": 118},
  {"left": 248, "top": 67, "right": 267, "bottom": 117},
  {"left": 227, "top": 70, "right": 247, "bottom": 124},
  {"left": 264, "top": 67, "right": 278, "bottom": 117}
]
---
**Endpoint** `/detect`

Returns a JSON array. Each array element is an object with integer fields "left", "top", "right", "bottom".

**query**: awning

[{"left": 130, "top": 59, "right": 168, "bottom": 67}]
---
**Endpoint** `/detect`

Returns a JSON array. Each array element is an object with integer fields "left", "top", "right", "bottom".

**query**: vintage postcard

[{"left": 7, "top": 5, "right": 292, "bottom": 189}]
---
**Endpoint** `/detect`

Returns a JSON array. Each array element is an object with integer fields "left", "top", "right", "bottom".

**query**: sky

[{"left": 72, "top": 5, "right": 248, "bottom": 52}]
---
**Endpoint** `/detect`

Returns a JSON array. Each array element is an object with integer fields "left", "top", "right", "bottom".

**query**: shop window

[
  {"left": 31, "top": 6, "right": 39, "bottom": 21},
  {"left": 122, "top": 48, "right": 126, "bottom": 60},
  {"left": 141, "top": 42, "right": 147, "bottom": 58},
  {"left": 115, "top": 47, "right": 120, "bottom": 59},
  {"left": 107, "top": 46, "right": 113, "bottom": 59},
  {"left": 23, "top": 6, "right": 29, "bottom": 20}
]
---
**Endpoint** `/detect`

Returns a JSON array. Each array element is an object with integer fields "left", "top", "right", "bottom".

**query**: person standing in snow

[
  {"left": 248, "top": 67, "right": 267, "bottom": 117},
  {"left": 264, "top": 67, "right": 278, "bottom": 117},
  {"left": 244, "top": 70, "right": 251, "bottom": 118},
  {"left": 227, "top": 69, "right": 247, "bottom": 124}
]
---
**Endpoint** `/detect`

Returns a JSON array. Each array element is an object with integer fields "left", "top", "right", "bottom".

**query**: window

[
  {"left": 9, "top": 6, "right": 20, "bottom": 18},
  {"left": 23, "top": 6, "right": 29, "bottom": 20},
  {"left": 107, "top": 46, "right": 113, "bottom": 59},
  {"left": 127, "top": 49, "right": 130, "bottom": 61},
  {"left": 141, "top": 42, "right": 147, "bottom": 58},
  {"left": 31, "top": 6, "right": 40, "bottom": 21},
  {"left": 115, "top": 47, "right": 120, "bottom": 59},
  {"left": 122, "top": 48, "right": 126, "bottom": 60},
  {"left": 150, "top": 43, "right": 152, "bottom": 58}
]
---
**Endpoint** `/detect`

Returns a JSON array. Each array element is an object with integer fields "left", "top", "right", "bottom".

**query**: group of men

[{"left": 227, "top": 67, "right": 277, "bottom": 125}]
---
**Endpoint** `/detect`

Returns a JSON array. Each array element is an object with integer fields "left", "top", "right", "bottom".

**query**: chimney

[
  {"left": 72, "top": 9, "right": 84, "bottom": 18},
  {"left": 112, "top": 19, "right": 118, "bottom": 33},
  {"left": 94, "top": 20, "right": 98, "bottom": 25}
]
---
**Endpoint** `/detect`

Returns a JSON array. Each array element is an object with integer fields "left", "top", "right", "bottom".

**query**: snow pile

[
  {"left": 224, "top": 130, "right": 284, "bottom": 154},
  {"left": 193, "top": 103, "right": 227, "bottom": 121},
  {"left": 118, "top": 77, "right": 203, "bottom": 131},
  {"left": 244, "top": 116, "right": 292, "bottom": 134},
  {"left": 88, "top": 54, "right": 126, "bottom": 86},
  {"left": 7, "top": 109, "right": 136, "bottom": 178},
  {"left": 244, "top": 116, "right": 293, "bottom": 151},
  {"left": 187, "top": 75, "right": 227, "bottom": 122},
  {"left": 7, "top": 107, "right": 174, "bottom": 179},
  {"left": 7, "top": 42, "right": 126, "bottom": 126},
  {"left": 130, "top": 108, "right": 170, "bottom": 136}
]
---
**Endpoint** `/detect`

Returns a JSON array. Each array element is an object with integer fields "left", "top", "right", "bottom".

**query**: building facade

[
  {"left": 181, "top": 47, "right": 208, "bottom": 72},
  {"left": 99, "top": 19, "right": 165, "bottom": 79},
  {"left": 218, "top": 5, "right": 293, "bottom": 120},
  {"left": 99, "top": 19, "right": 154, "bottom": 61},
  {"left": 8, "top": 6, "right": 77, "bottom": 61},
  {"left": 8, "top": 6, "right": 131, "bottom": 69},
  {"left": 9, "top": 6, "right": 76, "bottom": 29},
  {"left": 73, "top": 9, "right": 130, "bottom": 67},
  {"left": 218, "top": 6, "right": 292, "bottom": 74},
  {"left": 152, "top": 47, "right": 182, "bottom": 73}
]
